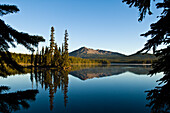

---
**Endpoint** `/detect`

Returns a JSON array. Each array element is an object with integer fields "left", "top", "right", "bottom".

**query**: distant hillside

[
  {"left": 69, "top": 47, "right": 156, "bottom": 63},
  {"left": 127, "top": 53, "right": 156, "bottom": 60},
  {"left": 69, "top": 47, "right": 126, "bottom": 59}
]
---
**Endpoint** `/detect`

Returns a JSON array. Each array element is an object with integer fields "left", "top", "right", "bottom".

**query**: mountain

[
  {"left": 69, "top": 47, "right": 156, "bottom": 62},
  {"left": 69, "top": 47, "right": 126, "bottom": 59}
]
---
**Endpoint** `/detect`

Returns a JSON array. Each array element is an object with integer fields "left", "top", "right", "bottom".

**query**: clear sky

[{"left": 1, "top": 0, "right": 161, "bottom": 55}]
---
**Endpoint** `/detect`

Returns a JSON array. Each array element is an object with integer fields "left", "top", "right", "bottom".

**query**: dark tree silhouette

[
  {"left": 41, "top": 46, "right": 45, "bottom": 64},
  {"left": 34, "top": 49, "right": 39, "bottom": 67},
  {"left": 31, "top": 51, "right": 34, "bottom": 67},
  {"left": 49, "top": 27, "right": 55, "bottom": 65},
  {"left": 44, "top": 46, "right": 50, "bottom": 66},
  {"left": 0, "top": 86, "right": 39, "bottom": 113},
  {"left": 0, "top": 4, "right": 45, "bottom": 76},
  {"left": 122, "top": 0, "right": 170, "bottom": 112},
  {"left": 145, "top": 82, "right": 170, "bottom": 113},
  {"left": 39, "top": 51, "right": 42, "bottom": 66},
  {"left": 49, "top": 27, "right": 55, "bottom": 53}
]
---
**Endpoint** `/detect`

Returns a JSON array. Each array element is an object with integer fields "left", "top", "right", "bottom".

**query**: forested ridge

[
  {"left": 9, "top": 51, "right": 155, "bottom": 65},
  {"left": 9, "top": 53, "right": 110, "bottom": 65}
]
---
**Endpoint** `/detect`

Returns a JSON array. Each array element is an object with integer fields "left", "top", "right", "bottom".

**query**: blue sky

[{"left": 1, "top": 0, "right": 161, "bottom": 55}]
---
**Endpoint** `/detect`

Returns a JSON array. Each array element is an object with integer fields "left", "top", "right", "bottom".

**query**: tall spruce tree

[
  {"left": 64, "top": 30, "right": 69, "bottom": 53},
  {"left": 61, "top": 30, "right": 69, "bottom": 69},
  {"left": 49, "top": 27, "right": 55, "bottom": 53},
  {"left": 123, "top": 0, "right": 170, "bottom": 112},
  {"left": 60, "top": 44, "right": 65, "bottom": 68},
  {"left": 0, "top": 4, "right": 45, "bottom": 75},
  {"left": 63, "top": 30, "right": 70, "bottom": 69},
  {"left": 49, "top": 27, "right": 55, "bottom": 65}
]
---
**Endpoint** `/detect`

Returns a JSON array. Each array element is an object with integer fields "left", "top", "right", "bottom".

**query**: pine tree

[
  {"left": 49, "top": 27, "right": 55, "bottom": 52},
  {"left": 58, "top": 47, "right": 61, "bottom": 55},
  {"left": 34, "top": 49, "right": 39, "bottom": 67},
  {"left": 44, "top": 46, "right": 50, "bottom": 66},
  {"left": 41, "top": 46, "right": 45, "bottom": 65},
  {"left": 59, "top": 44, "right": 64, "bottom": 68},
  {"left": 53, "top": 43, "right": 60, "bottom": 67},
  {"left": 31, "top": 51, "right": 34, "bottom": 67},
  {"left": 49, "top": 26, "right": 55, "bottom": 65},
  {"left": 64, "top": 30, "right": 69, "bottom": 53},
  {"left": 0, "top": 4, "right": 45, "bottom": 75},
  {"left": 39, "top": 51, "right": 42, "bottom": 66},
  {"left": 62, "top": 43, "right": 64, "bottom": 55},
  {"left": 58, "top": 47, "right": 63, "bottom": 68},
  {"left": 62, "top": 30, "right": 70, "bottom": 69}
]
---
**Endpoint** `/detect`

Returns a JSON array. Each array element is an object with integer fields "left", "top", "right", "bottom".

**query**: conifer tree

[
  {"left": 64, "top": 30, "right": 69, "bottom": 53},
  {"left": 58, "top": 47, "right": 61, "bottom": 55},
  {"left": 34, "top": 50, "right": 39, "bottom": 67},
  {"left": 39, "top": 51, "right": 42, "bottom": 66},
  {"left": 53, "top": 43, "right": 60, "bottom": 67},
  {"left": 49, "top": 27, "right": 55, "bottom": 53},
  {"left": 58, "top": 47, "right": 62, "bottom": 68},
  {"left": 44, "top": 46, "right": 50, "bottom": 66},
  {"left": 0, "top": 4, "right": 45, "bottom": 75},
  {"left": 60, "top": 44, "right": 65, "bottom": 68},
  {"left": 31, "top": 51, "right": 34, "bottom": 67},
  {"left": 41, "top": 46, "right": 45, "bottom": 64},
  {"left": 62, "top": 43, "right": 64, "bottom": 55},
  {"left": 49, "top": 27, "right": 55, "bottom": 65},
  {"left": 62, "top": 30, "right": 70, "bottom": 69}
]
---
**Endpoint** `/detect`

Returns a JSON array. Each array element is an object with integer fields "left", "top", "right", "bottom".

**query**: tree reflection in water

[
  {"left": 31, "top": 69, "right": 69, "bottom": 111},
  {"left": 145, "top": 79, "right": 170, "bottom": 113},
  {"left": 0, "top": 86, "right": 38, "bottom": 113}
]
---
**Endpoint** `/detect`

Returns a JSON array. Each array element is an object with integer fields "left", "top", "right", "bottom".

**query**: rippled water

[{"left": 0, "top": 65, "right": 163, "bottom": 113}]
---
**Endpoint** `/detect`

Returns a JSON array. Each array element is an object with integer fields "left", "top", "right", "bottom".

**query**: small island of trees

[{"left": 32, "top": 27, "right": 70, "bottom": 71}]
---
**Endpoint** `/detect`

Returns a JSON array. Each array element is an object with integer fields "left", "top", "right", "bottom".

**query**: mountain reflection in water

[
  {"left": 0, "top": 65, "right": 169, "bottom": 113},
  {"left": 70, "top": 65, "right": 151, "bottom": 80}
]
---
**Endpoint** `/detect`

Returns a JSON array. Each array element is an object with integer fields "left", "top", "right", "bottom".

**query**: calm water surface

[{"left": 0, "top": 65, "right": 163, "bottom": 113}]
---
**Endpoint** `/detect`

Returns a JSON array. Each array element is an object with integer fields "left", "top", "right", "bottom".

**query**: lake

[{"left": 0, "top": 65, "right": 164, "bottom": 113}]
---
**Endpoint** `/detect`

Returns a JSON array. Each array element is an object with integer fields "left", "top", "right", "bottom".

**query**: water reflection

[
  {"left": 0, "top": 65, "right": 168, "bottom": 113},
  {"left": 31, "top": 69, "right": 69, "bottom": 111},
  {"left": 145, "top": 78, "right": 170, "bottom": 113},
  {"left": 0, "top": 86, "right": 38, "bottom": 113},
  {"left": 70, "top": 65, "right": 151, "bottom": 80}
]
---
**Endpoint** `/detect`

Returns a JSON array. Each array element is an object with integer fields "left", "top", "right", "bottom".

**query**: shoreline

[
  {"left": 19, "top": 63, "right": 152, "bottom": 67},
  {"left": 110, "top": 63, "right": 151, "bottom": 66}
]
